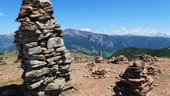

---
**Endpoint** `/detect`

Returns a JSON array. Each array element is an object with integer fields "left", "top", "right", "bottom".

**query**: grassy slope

[
  {"left": 111, "top": 47, "right": 170, "bottom": 59},
  {"left": 0, "top": 51, "right": 18, "bottom": 64}
]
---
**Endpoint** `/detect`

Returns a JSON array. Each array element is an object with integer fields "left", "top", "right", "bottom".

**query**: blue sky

[{"left": 0, "top": 0, "right": 170, "bottom": 36}]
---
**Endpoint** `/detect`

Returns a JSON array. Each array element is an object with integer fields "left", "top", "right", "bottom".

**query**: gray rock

[
  {"left": 25, "top": 54, "right": 45, "bottom": 60},
  {"left": 36, "top": 21, "right": 56, "bottom": 30},
  {"left": 43, "top": 49, "right": 54, "bottom": 54},
  {"left": 19, "top": 35, "right": 40, "bottom": 44},
  {"left": 54, "top": 28, "right": 61, "bottom": 31},
  {"left": 26, "top": 46, "right": 42, "bottom": 55},
  {"left": 55, "top": 46, "right": 66, "bottom": 52},
  {"left": 37, "top": 91, "right": 46, "bottom": 96},
  {"left": 63, "top": 58, "right": 72, "bottom": 64},
  {"left": 20, "top": 23, "right": 38, "bottom": 31},
  {"left": 42, "top": 29, "right": 53, "bottom": 33},
  {"left": 18, "top": 30, "right": 41, "bottom": 37},
  {"left": 27, "top": 80, "right": 44, "bottom": 90},
  {"left": 44, "top": 51, "right": 63, "bottom": 58},
  {"left": 24, "top": 42, "right": 38, "bottom": 48},
  {"left": 30, "top": 13, "right": 43, "bottom": 18},
  {"left": 47, "top": 37, "right": 64, "bottom": 48},
  {"left": 35, "top": 30, "right": 42, "bottom": 34},
  {"left": 39, "top": 32, "right": 53, "bottom": 40},
  {"left": 45, "top": 52, "right": 56, "bottom": 58},
  {"left": 48, "top": 61, "right": 57, "bottom": 65},
  {"left": 25, "top": 65, "right": 59, "bottom": 79},
  {"left": 42, "top": 76, "right": 56, "bottom": 85},
  {"left": 46, "top": 56, "right": 60, "bottom": 62},
  {"left": 54, "top": 52, "right": 63, "bottom": 57},
  {"left": 26, "top": 60, "right": 47, "bottom": 67},
  {"left": 44, "top": 7, "right": 53, "bottom": 13},
  {"left": 46, "top": 56, "right": 62, "bottom": 65},
  {"left": 55, "top": 24, "right": 61, "bottom": 28},
  {"left": 41, "top": 48, "right": 47, "bottom": 51},
  {"left": 59, "top": 64, "right": 70, "bottom": 71},
  {"left": 25, "top": 68, "right": 49, "bottom": 78},
  {"left": 59, "top": 73, "right": 70, "bottom": 78},
  {"left": 36, "top": 21, "right": 47, "bottom": 30},
  {"left": 64, "top": 50, "right": 71, "bottom": 57},
  {"left": 21, "top": 63, "right": 44, "bottom": 69},
  {"left": 48, "top": 19, "right": 56, "bottom": 27},
  {"left": 45, "top": 78, "right": 65, "bottom": 91},
  {"left": 38, "top": 16, "right": 51, "bottom": 20}
]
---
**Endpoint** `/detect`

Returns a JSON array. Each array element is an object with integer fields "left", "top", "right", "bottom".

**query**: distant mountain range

[
  {"left": 63, "top": 29, "right": 170, "bottom": 56},
  {"left": 1, "top": 29, "right": 170, "bottom": 56},
  {"left": 0, "top": 34, "right": 15, "bottom": 52}
]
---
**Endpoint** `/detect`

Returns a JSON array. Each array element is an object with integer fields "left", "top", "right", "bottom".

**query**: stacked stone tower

[{"left": 14, "top": 0, "right": 71, "bottom": 95}]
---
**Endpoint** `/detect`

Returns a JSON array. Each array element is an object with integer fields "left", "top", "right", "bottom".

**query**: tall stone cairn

[{"left": 14, "top": 0, "right": 72, "bottom": 96}]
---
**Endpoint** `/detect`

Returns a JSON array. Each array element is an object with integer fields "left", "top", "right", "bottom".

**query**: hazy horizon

[{"left": 1, "top": 28, "right": 170, "bottom": 38}]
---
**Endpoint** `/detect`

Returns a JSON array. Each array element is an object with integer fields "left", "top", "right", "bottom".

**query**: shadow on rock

[{"left": 0, "top": 84, "right": 24, "bottom": 96}]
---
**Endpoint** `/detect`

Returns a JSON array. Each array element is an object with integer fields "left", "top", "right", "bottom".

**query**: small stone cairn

[
  {"left": 114, "top": 62, "right": 154, "bottom": 96},
  {"left": 133, "top": 54, "right": 158, "bottom": 65},
  {"left": 133, "top": 54, "right": 160, "bottom": 75},
  {"left": 14, "top": 0, "right": 71, "bottom": 96},
  {"left": 94, "top": 51, "right": 104, "bottom": 63},
  {"left": 108, "top": 55, "right": 129, "bottom": 64}
]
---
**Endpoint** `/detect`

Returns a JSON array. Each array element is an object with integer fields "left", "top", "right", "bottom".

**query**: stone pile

[
  {"left": 94, "top": 51, "right": 104, "bottom": 63},
  {"left": 133, "top": 54, "right": 158, "bottom": 65},
  {"left": 91, "top": 68, "right": 108, "bottom": 79},
  {"left": 114, "top": 63, "right": 154, "bottom": 96},
  {"left": 109, "top": 55, "right": 129, "bottom": 64},
  {"left": 87, "top": 62, "right": 112, "bottom": 79},
  {"left": 132, "top": 54, "right": 160, "bottom": 75},
  {"left": 14, "top": 0, "right": 71, "bottom": 96}
]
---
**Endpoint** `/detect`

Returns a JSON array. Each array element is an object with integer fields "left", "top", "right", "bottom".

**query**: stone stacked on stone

[
  {"left": 14, "top": 0, "right": 71, "bottom": 95},
  {"left": 133, "top": 54, "right": 158, "bottom": 65},
  {"left": 132, "top": 54, "right": 160, "bottom": 75},
  {"left": 91, "top": 68, "right": 108, "bottom": 79},
  {"left": 108, "top": 55, "right": 129, "bottom": 64},
  {"left": 94, "top": 51, "right": 104, "bottom": 63},
  {"left": 114, "top": 63, "right": 154, "bottom": 96}
]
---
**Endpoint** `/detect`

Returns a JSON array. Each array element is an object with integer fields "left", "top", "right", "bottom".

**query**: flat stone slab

[
  {"left": 27, "top": 46, "right": 42, "bottom": 55},
  {"left": 45, "top": 78, "right": 65, "bottom": 91},
  {"left": 47, "top": 37, "right": 64, "bottom": 49}
]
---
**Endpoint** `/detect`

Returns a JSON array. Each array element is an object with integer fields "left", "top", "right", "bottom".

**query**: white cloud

[
  {"left": 0, "top": 12, "right": 4, "bottom": 16},
  {"left": 110, "top": 27, "right": 170, "bottom": 37},
  {"left": 79, "top": 28, "right": 92, "bottom": 32}
]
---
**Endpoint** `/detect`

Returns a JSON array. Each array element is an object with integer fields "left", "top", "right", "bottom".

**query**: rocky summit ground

[{"left": 0, "top": 57, "right": 170, "bottom": 96}]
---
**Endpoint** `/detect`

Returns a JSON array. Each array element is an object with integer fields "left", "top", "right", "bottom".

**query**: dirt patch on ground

[
  {"left": 149, "top": 58, "right": 170, "bottom": 96},
  {"left": 64, "top": 61, "right": 128, "bottom": 96},
  {"left": 0, "top": 58, "right": 170, "bottom": 96},
  {"left": 0, "top": 63, "right": 23, "bottom": 84}
]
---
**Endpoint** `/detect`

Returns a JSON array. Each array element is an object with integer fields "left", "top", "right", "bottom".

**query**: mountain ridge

[
  {"left": 1, "top": 29, "right": 170, "bottom": 56},
  {"left": 63, "top": 29, "right": 170, "bottom": 56}
]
